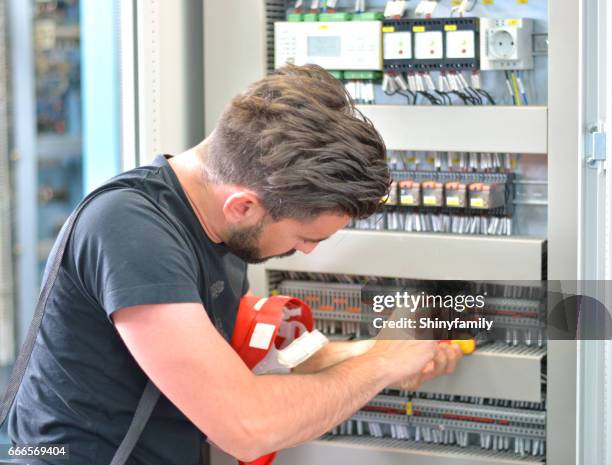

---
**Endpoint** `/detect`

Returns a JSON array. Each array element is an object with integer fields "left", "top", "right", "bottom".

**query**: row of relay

[
  {"left": 275, "top": 16, "right": 534, "bottom": 73},
  {"left": 383, "top": 17, "right": 533, "bottom": 71},
  {"left": 385, "top": 171, "right": 514, "bottom": 211}
]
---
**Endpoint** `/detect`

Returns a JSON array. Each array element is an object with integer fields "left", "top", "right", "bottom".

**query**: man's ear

[{"left": 222, "top": 191, "right": 265, "bottom": 224}]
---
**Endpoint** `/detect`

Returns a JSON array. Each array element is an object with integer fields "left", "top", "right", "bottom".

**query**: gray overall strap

[
  {"left": 0, "top": 196, "right": 93, "bottom": 424},
  {"left": 0, "top": 188, "right": 161, "bottom": 465},
  {"left": 109, "top": 380, "right": 161, "bottom": 465}
]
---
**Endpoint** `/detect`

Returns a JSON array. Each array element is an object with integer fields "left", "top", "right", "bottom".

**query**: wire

[
  {"left": 419, "top": 91, "right": 442, "bottom": 105},
  {"left": 517, "top": 71, "right": 529, "bottom": 105},
  {"left": 510, "top": 71, "right": 521, "bottom": 106},
  {"left": 476, "top": 89, "right": 496, "bottom": 105},
  {"left": 464, "top": 86, "right": 483, "bottom": 105},
  {"left": 398, "top": 90, "right": 417, "bottom": 105},
  {"left": 452, "top": 90, "right": 479, "bottom": 105},
  {"left": 436, "top": 90, "right": 452, "bottom": 105}
]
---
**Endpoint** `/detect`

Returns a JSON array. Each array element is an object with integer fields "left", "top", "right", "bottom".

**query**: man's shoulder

[{"left": 73, "top": 185, "right": 179, "bottom": 249}]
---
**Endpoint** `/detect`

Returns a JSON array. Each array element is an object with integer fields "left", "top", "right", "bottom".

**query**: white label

[
  {"left": 384, "top": 0, "right": 407, "bottom": 18},
  {"left": 470, "top": 197, "right": 485, "bottom": 208},
  {"left": 253, "top": 298, "right": 268, "bottom": 311},
  {"left": 423, "top": 195, "right": 438, "bottom": 206},
  {"left": 446, "top": 196, "right": 461, "bottom": 207},
  {"left": 400, "top": 194, "right": 415, "bottom": 205},
  {"left": 414, "top": 31, "right": 444, "bottom": 60},
  {"left": 249, "top": 323, "right": 276, "bottom": 350},
  {"left": 415, "top": 0, "right": 438, "bottom": 17},
  {"left": 384, "top": 31, "right": 412, "bottom": 60}
]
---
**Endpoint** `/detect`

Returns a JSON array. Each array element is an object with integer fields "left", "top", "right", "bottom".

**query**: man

[{"left": 7, "top": 64, "right": 462, "bottom": 464}]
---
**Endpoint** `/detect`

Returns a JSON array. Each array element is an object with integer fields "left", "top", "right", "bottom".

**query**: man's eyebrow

[{"left": 299, "top": 235, "right": 331, "bottom": 243}]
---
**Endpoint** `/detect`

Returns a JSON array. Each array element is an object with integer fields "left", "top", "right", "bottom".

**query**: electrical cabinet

[{"left": 203, "top": 1, "right": 586, "bottom": 464}]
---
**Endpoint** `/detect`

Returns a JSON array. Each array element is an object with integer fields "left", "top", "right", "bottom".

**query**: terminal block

[
  {"left": 444, "top": 181, "right": 468, "bottom": 208},
  {"left": 332, "top": 394, "right": 547, "bottom": 457},
  {"left": 484, "top": 297, "right": 546, "bottom": 347},
  {"left": 274, "top": 275, "right": 546, "bottom": 345},
  {"left": 277, "top": 280, "right": 365, "bottom": 336},
  {"left": 468, "top": 182, "right": 506, "bottom": 210},
  {"left": 398, "top": 180, "right": 421, "bottom": 206},
  {"left": 409, "top": 397, "right": 546, "bottom": 455},
  {"left": 421, "top": 180, "right": 444, "bottom": 207}
]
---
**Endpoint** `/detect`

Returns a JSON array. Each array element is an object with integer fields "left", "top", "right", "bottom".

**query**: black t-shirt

[{"left": 7, "top": 155, "right": 249, "bottom": 465}]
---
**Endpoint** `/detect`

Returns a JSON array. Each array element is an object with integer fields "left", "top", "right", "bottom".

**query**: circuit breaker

[
  {"left": 382, "top": 17, "right": 479, "bottom": 71},
  {"left": 383, "top": 31, "right": 412, "bottom": 61}
]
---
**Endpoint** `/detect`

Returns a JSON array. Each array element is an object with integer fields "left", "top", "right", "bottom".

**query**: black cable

[
  {"left": 476, "top": 88, "right": 496, "bottom": 105},
  {"left": 419, "top": 91, "right": 441, "bottom": 105},
  {"left": 398, "top": 90, "right": 416, "bottom": 105},
  {"left": 439, "top": 91, "right": 453, "bottom": 105},
  {"left": 465, "top": 86, "right": 483, "bottom": 105},
  {"left": 435, "top": 90, "right": 449, "bottom": 105},
  {"left": 450, "top": 90, "right": 473, "bottom": 105}
]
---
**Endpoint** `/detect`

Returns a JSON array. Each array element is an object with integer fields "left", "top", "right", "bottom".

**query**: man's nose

[{"left": 295, "top": 242, "right": 318, "bottom": 254}]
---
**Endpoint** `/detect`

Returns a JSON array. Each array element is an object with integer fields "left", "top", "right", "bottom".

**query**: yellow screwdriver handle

[{"left": 441, "top": 339, "right": 476, "bottom": 355}]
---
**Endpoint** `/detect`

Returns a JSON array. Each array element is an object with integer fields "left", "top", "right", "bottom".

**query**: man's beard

[{"left": 224, "top": 221, "right": 297, "bottom": 264}]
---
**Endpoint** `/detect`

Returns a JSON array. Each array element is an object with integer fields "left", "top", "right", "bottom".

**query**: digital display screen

[{"left": 307, "top": 36, "right": 341, "bottom": 57}]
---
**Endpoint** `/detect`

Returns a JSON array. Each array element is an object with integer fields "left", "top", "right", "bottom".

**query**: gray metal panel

[
  {"left": 0, "top": 0, "right": 14, "bottom": 366},
  {"left": 210, "top": 439, "right": 544, "bottom": 465},
  {"left": 203, "top": 0, "right": 266, "bottom": 136},
  {"left": 136, "top": 0, "right": 204, "bottom": 164},
  {"left": 8, "top": 0, "right": 38, "bottom": 348},
  {"left": 357, "top": 105, "right": 548, "bottom": 154},
  {"left": 577, "top": 0, "right": 612, "bottom": 463},
  {"left": 257, "top": 230, "right": 545, "bottom": 281},
  {"left": 547, "top": 0, "right": 580, "bottom": 463},
  {"left": 419, "top": 343, "right": 545, "bottom": 402},
  {"left": 117, "top": 0, "right": 138, "bottom": 172}
]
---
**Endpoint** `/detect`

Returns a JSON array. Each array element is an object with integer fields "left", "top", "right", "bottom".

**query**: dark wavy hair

[{"left": 207, "top": 64, "right": 390, "bottom": 220}]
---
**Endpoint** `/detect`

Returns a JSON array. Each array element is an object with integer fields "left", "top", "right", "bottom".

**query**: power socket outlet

[{"left": 480, "top": 18, "right": 534, "bottom": 71}]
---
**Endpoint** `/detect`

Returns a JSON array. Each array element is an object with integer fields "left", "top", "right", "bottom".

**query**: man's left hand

[{"left": 390, "top": 342, "right": 464, "bottom": 391}]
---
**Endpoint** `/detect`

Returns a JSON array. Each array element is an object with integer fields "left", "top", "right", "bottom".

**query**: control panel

[{"left": 275, "top": 21, "right": 383, "bottom": 71}]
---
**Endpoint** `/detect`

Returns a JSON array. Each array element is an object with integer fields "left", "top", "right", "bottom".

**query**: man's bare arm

[
  {"left": 294, "top": 338, "right": 463, "bottom": 391},
  {"left": 292, "top": 339, "right": 375, "bottom": 373},
  {"left": 113, "top": 303, "right": 436, "bottom": 462}
]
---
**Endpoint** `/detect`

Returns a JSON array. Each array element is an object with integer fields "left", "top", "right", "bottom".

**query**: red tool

[{"left": 230, "top": 295, "right": 314, "bottom": 465}]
